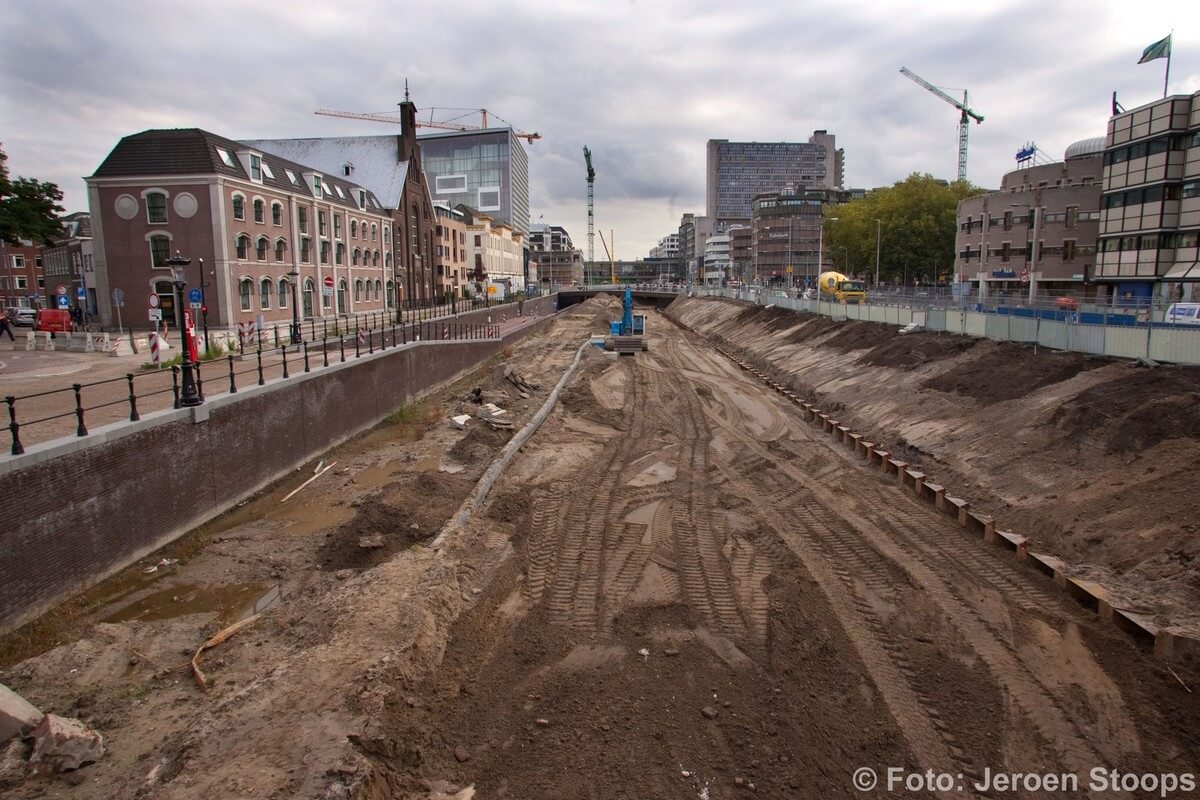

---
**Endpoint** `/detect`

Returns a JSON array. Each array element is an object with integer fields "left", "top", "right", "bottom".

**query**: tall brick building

[{"left": 87, "top": 129, "right": 395, "bottom": 332}]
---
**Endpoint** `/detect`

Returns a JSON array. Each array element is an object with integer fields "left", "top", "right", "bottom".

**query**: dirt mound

[
  {"left": 732, "top": 304, "right": 806, "bottom": 333},
  {"left": 486, "top": 487, "right": 533, "bottom": 524},
  {"left": 861, "top": 331, "right": 979, "bottom": 370},
  {"left": 784, "top": 315, "right": 843, "bottom": 344},
  {"left": 1052, "top": 366, "right": 1200, "bottom": 453},
  {"left": 923, "top": 341, "right": 1102, "bottom": 403},
  {"left": 317, "top": 496, "right": 430, "bottom": 571},
  {"left": 447, "top": 423, "right": 513, "bottom": 466},
  {"left": 822, "top": 320, "right": 896, "bottom": 351}
]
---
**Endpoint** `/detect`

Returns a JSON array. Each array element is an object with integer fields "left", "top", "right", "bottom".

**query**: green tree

[
  {"left": 823, "top": 173, "right": 982, "bottom": 286},
  {"left": 0, "top": 144, "right": 65, "bottom": 246}
]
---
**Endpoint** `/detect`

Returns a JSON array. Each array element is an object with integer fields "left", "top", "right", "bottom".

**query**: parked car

[
  {"left": 1165, "top": 302, "right": 1200, "bottom": 325},
  {"left": 5, "top": 306, "right": 37, "bottom": 326}
]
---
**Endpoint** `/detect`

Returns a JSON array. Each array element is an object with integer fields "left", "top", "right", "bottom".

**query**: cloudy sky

[{"left": 1, "top": 0, "right": 1195, "bottom": 257}]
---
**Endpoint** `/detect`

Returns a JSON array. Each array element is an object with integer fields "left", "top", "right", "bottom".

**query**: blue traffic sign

[
  {"left": 56, "top": 295, "right": 69, "bottom": 309},
  {"left": 75, "top": 286, "right": 86, "bottom": 299},
  {"left": 188, "top": 288, "right": 203, "bottom": 303}
]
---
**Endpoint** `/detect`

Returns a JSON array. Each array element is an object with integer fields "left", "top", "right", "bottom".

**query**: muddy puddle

[{"left": 103, "top": 582, "right": 280, "bottom": 624}]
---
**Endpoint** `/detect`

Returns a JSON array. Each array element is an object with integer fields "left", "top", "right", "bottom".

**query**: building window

[
  {"left": 375, "top": 279, "right": 382, "bottom": 300},
  {"left": 384, "top": 226, "right": 389, "bottom": 244},
  {"left": 313, "top": 175, "right": 323, "bottom": 196},
  {"left": 319, "top": 210, "right": 327, "bottom": 237},
  {"left": 352, "top": 248, "right": 360, "bottom": 266},
  {"left": 239, "top": 278, "right": 252, "bottom": 311},
  {"left": 250, "top": 153, "right": 262, "bottom": 181},
  {"left": 478, "top": 187, "right": 501, "bottom": 211},
  {"left": 298, "top": 206, "right": 309, "bottom": 234},
  {"left": 373, "top": 250, "right": 380, "bottom": 267},
  {"left": 236, "top": 234, "right": 250, "bottom": 260},
  {"left": 355, "top": 279, "right": 363, "bottom": 302},
  {"left": 1063, "top": 240, "right": 1077, "bottom": 262},
  {"left": 435, "top": 174, "right": 468, "bottom": 194},
  {"left": 272, "top": 202, "right": 282, "bottom": 226},
  {"left": 371, "top": 223, "right": 377, "bottom": 242},
  {"left": 256, "top": 236, "right": 268, "bottom": 261},
  {"left": 278, "top": 279, "right": 289, "bottom": 309},
  {"left": 260, "top": 278, "right": 272, "bottom": 309},
  {"left": 336, "top": 243, "right": 345, "bottom": 265},
  {"left": 303, "top": 279, "right": 314, "bottom": 317},
  {"left": 350, "top": 220, "right": 357, "bottom": 238},
  {"left": 253, "top": 199, "right": 265, "bottom": 224},
  {"left": 386, "top": 280, "right": 395, "bottom": 306},
  {"left": 300, "top": 237, "right": 311, "bottom": 263},
  {"left": 334, "top": 215, "right": 342, "bottom": 239},
  {"left": 320, "top": 241, "right": 330, "bottom": 265},
  {"left": 15, "top": 276, "right": 27, "bottom": 289},
  {"left": 146, "top": 192, "right": 168, "bottom": 224},
  {"left": 275, "top": 238, "right": 286, "bottom": 261},
  {"left": 232, "top": 195, "right": 245, "bottom": 220},
  {"left": 385, "top": 253, "right": 392, "bottom": 269},
  {"left": 337, "top": 279, "right": 347, "bottom": 313},
  {"left": 150, "top": 235, "right": 171, "bottom": 268}
]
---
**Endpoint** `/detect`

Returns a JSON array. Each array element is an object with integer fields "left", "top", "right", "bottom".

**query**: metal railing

[{"left": 4, "top": 316, "right": 506, "bottom": 456}]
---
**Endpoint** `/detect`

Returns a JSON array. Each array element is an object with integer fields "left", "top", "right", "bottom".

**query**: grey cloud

[{"left": 0, "top": 0, "right": 1195, "bottom": 257}]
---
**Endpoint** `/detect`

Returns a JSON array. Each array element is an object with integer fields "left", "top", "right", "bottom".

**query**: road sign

[
  {"left": 322, "top": 286, "right": 334, "bottom": 296},
  {"left": 148, "top": 293, "right": 160, "bottom": 308},
  {"left": 323, "top": 276, "right": 335, "bottom": 289},
  {"left": 112, "top": 288, "right": 125, "bottom": 307},
  {"left": 1019, "top": 267, "right": 1030, "bottom": 283},
  {"left": 148, "top": 308, "right": 163, "bottom": 321},
  {"left": 190, "top": 302, "right": 202, "bottom": 309},
  {"left": 188, "top": 288, "right": 202, "bottom": 304},
  {"left": 75, "top": 286, "right": 85, "bottom": 299},
  {"left": 55, "top": 284, "right": 67, "bottom": 296},
  {"left": 56, "top": 295, "right": 69, "bottom": 309}
]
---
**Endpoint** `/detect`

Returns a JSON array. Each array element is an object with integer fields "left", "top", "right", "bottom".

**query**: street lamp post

[
  {"left": 165, "top": 253, "right": 202, "bottom": 408},
  {"left": 288, "top": 267, "right": 301, "bottom": 344},
  {"left": 817, "top": 217, "right": 838, "bottom": 299},
  {"left": 197, "top": 258, "right": 211, "bottom": 355}
]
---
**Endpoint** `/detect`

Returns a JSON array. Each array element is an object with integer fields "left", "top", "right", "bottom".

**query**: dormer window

[
  {"left": 216, "top": 148, "right": 236, "bottom": 168},
  {"left": 343, "top": 163, "right": 354, "bottom": 177},
  {"left": 357, "top": 189, "right": 367, "bottom": 208},
  {"left": 312, "top": 174, "right": 323, "bottom": 197},
  {"left": 250, "top": 154, "right": 262, "bottom": 181}
]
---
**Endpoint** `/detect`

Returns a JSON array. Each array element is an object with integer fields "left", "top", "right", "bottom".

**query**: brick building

[
  {"left": 42, "top": 212, "right": 95, "bottom": 314},
  {"left": 87, "top": 128, "right": 395, "bottom": 332},
  {"left": 0, "top": 240, "right": 45, "bottom": 309},
  {"left": 956, "top": 138, "right": 1104, "bottom": 298},
  {"left": 456, "top": 205, "right": 527, "bottom": 294}
]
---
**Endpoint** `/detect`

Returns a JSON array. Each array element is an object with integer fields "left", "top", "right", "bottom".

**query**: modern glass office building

[{"left": 419, "top": 129, "right": 530, "bottom": 235}]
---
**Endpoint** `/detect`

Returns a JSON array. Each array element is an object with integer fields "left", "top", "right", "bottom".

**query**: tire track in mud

[{"left": 674, "top": 329, "right": 1126, "bottom": 785}]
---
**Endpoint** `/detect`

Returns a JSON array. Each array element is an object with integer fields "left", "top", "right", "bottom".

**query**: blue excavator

[{"left": 604, "top": 287, "right": 647, "bottom": 355}]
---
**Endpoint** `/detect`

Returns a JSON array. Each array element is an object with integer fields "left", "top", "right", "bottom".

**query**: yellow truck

[{"left": 817, "top": 271, "right": 867, "bottom": 304}]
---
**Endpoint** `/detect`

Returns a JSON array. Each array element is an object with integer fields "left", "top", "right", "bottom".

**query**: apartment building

[
  {"left": 956, "top": 138, "right": 1104, "bottom": 298},
  {"left": 87, "top": 128, "right": 394, "bottom": 331},
  {"left": 434, "top": 204, "right": 468, "bottom": 299},
  {"left": 456, "top": 205, "right": 526, "bottom": 294},
  {"left": 1095, "top": 91, "right": 1200, "bottom": 302},
  {"left": 42, "top": 212, "right": 96, "bottom": 314},
  {"left": 529, "top": 224, "right": 584, "bottom": 286},
  {"left": 0, "top": 241, "right": 45, "bottom": 309}
]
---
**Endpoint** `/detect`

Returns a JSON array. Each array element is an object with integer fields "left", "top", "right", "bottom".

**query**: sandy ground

[
  {"left": 3, "top": 297, "right": 1198, "bottom": 799},
  {"left": 670, "top": 298, "right": 1200, "bottom": 633}
]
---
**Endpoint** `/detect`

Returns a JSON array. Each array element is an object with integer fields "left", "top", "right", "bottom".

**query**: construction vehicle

[
  {"left": 899, "top": 66, "right": 984, "bottom": 182},
  {"left": 605, "top": 287, "right": 647, "bottom": 355},
  {"left": 818, "top": 271, "right": 867, "bottom": 305}
]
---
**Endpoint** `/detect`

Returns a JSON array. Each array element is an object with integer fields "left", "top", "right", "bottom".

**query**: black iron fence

[{"left": 5, "top": 317, "right": 504, "bottom": 456}]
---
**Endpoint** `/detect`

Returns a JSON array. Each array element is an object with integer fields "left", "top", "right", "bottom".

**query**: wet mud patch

[
  {"left": 923, "top": 342, "right": 1102, "bottom": 403},
  {"left": 447, "top": 423, "right": 513, "bottom": 467},
  {"left": 1051, "top": 365, "right": 1200, "bottom": 453},
  {"left": 318, "top": 472, "right": 474, "bottom": 571}
]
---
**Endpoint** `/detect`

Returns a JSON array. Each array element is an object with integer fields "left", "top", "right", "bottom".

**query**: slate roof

[
  {"left": 91, "top": 128, "right": 385, "bottom": 213},
  {"left": 241, "top": 136, "right": 410, "bottom": 210}
]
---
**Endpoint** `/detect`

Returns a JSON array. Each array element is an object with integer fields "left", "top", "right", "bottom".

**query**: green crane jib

[
  {"left": 583, "top": 145, "right": 595, "bottom": 268},
  {"left": 899, "top": 66, "right": 984, "bottom": 183}
]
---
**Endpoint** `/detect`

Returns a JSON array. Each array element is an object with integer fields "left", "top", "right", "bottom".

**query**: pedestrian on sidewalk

[{"left": 0, "top": 307, "right": 14, "bottom": 342}]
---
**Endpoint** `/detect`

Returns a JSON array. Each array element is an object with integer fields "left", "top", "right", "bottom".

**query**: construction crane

[
  {"left": 314, "top": 106, "right": 542, "bottom": 144},
  {"left": 899, "top": 66, "right": 984, "bottom": 182},
  {"left": 583, "top": 145, "right": 596, "bottom": 268}
]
